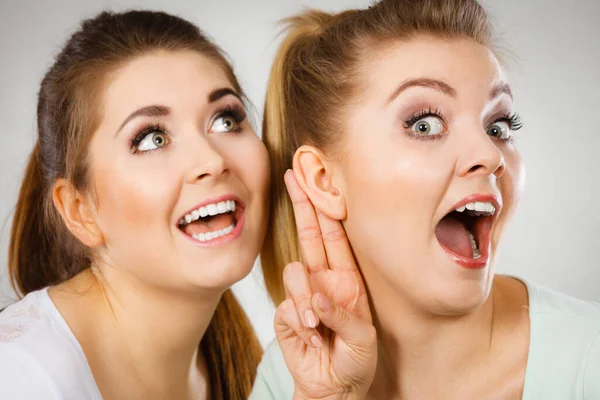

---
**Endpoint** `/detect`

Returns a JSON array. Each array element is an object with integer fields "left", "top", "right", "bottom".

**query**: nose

[
  {"left": 456, "top": 129, "right": 505, "bottom": 179},
  {"left": 185, "top": 135, "right": 228, "bottom": 184}
]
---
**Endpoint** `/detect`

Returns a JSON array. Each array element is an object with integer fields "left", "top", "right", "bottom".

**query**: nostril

[{"left": 468, "top": 164, "right": 483, "bottom": 173}]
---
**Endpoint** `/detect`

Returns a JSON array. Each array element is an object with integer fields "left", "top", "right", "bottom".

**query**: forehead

[
  {"left": 359, "top": 35, "right": 506, "bottom": 101},
  {"left": 102, "top": 50, "right": 231, "bottom": 118}
]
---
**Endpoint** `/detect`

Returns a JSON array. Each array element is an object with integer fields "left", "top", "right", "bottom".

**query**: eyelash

[
  {"left": 494, "top": 112, "right": 524, "bottom": 131},
  {"left": 402, "top": 108, "right": 445, "bottom": 129},
  {"left": 129, "top": 104, "right": 248, "bottom": 154},
  {"left": 213, "top": 104, "right": 247, "bottom": 133},
  {"left": 130, "top": 123, "right": 167, "bottom": 155},
  {"left": 402, "top": 109, "right": 524, "bottom": 141},
  {"left": 402, "top": 108, "right": 447, "bottom": 141}
]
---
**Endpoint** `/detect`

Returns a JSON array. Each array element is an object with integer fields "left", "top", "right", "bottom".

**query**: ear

[
  {"left": 292, "top": 145, "right": 346, "bottom": 220},
  {"left": 52, "top": 179, "right": 104, "bottom": 248}
]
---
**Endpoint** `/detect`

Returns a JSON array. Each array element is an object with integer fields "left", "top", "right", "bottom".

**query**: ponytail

[
  {"left": 201, "top": 289, "right": 262, "bottom": 398},
  {"left": 260, "top": 10, "right": 355, "bottom": 305}
]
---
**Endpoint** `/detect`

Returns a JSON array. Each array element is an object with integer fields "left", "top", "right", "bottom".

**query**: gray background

[{"left": 1, "top": 0, "right": 599, "bottom": 348}]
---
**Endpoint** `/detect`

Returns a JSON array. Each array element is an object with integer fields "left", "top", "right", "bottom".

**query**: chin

[
  {"left": 429, "top": 273, "right": 493, "bottom": 315},
  {"left": 181, "top": 254, "right": 257, "bottom": 292}
]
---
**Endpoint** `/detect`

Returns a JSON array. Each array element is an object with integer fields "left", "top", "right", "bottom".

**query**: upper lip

[
  {"left": 177, "top": 194, "right": 244, "bottom": 225},
  {"left": 439, "top": 193, "right": 503, "bottom": 223}
]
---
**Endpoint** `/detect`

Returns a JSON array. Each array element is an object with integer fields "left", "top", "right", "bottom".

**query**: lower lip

[
  {"left": 437, "top": 240, "right": 489, "bottom": 269},
  {"left": 180, "top": 210, "right": 245, "bottom": 248}
]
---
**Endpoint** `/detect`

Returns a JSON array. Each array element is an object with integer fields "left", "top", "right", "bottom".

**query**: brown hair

[
  {"left": 8, "top": 10, "right": 261, "bottom": 399},
  {"left": 261, "top": 0, "right": 496, "bottom": 305}
]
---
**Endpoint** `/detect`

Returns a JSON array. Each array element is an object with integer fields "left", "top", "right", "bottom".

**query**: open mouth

[
  {"left": 177, "top": 199, "right": 242, "bottom": 243},
  {"left": 434, "top": 199, "right": 498, "bottom": 266}
]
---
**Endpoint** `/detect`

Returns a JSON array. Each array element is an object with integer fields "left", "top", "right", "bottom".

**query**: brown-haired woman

[
  {"left": 252, "top": 0, "right": 600, "bottom": 399},
  {"left": 0, "top": 10, "right": 268, "bottom": 399}
]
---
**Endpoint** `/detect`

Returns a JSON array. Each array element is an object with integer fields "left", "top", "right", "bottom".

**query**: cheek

[
  {"left": 494, "top": 148, "right": 525, "bottom": 243},
  {"left": 342, "top": 137, "right": 451, "bottom": 253},
  {"left": 92, "top": 156, "right": 180, "bottom": 243},
  {"left": 228, "top": 137, "right": 270, "bottom": 210}
]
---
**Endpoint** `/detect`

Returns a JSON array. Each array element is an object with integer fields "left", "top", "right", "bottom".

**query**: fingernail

[
  {"left": 316, "top": 293, "right": 331, "bottom": 312},
  {"left": 304, "top": 309, "right": 317, "bottom": 328},
  {"left": 311, "top": 334, "right": 323, "bottom": 348}
]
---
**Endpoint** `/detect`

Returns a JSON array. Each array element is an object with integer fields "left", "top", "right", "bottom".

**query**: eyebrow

[
  {"left": 115, "top": 87, "right": 241, "bottom": 137},
  {"left": 490, "top": 82, "right": 513, "bottom": 100},
  {"left": 386, "top": 78, "right": 457, "bottom": 105},
  {"left": 208, "top": 87, "right": 242, "bottom": 103},
  {"left": 116, "top": 105, "right": 171, "bottom": 137},
  {"left": 386, "top": 78, "right": 514, "bottom": 107}
]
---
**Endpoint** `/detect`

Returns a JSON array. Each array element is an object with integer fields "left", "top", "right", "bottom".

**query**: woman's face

[
  {"left": 87, "top": 50, "right": 270, "bottom": 292},
  {"left": 337, "top": 36, "right": 525, "bottom": 314}
]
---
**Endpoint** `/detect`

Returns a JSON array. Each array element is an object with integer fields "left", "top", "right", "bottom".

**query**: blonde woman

[{"left": 253, "top": 0, "right": 600, "bottom": 399}]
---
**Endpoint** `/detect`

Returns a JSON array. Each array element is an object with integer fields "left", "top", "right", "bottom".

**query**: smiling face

[
  {"left": 86, "top": 50, "right": 270, "bottom": 292},
  {"left": 335, "top": 36, "right": 525, "bottom": 314}
]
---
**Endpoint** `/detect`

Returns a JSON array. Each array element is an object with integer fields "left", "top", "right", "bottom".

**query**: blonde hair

[
  {"left": 261, "top": 0, "right": 495, "bottom": 305},
  {"left": 9, "top": 11, "right": 261, "bottom": 398}
]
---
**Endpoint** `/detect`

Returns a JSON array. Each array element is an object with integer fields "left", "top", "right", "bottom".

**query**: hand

[{"left": 274, "top": 170, "right": 377, "bottom": 400}]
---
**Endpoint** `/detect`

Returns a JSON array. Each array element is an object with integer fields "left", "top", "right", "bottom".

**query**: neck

[
  {"left": 53, "top": 267, "right": 220, "bottom": 399},
  {"left": 364, "top": 270, "right": 501, "bottom": 398}
]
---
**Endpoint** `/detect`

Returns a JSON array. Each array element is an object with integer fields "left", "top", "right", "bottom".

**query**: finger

[
  {"left": 314, "top": 210, "right": 372, "bottom": 322},
  {"left": 312, "top": 293, "right": 377, "bottom": 349},
  {"left": 283, "top": 262, "right": 319, "bottom": 329},
  {"left": 315, "top": 210, "right": 356, "bottom": 272},
  {"left": 284, "top": 169, "right": 328, "bottom": 273},
  {"left": 275, "top": 299, "right": 323, "bottom": 349}
]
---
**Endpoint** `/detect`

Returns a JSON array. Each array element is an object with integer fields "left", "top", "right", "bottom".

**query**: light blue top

[{"left": 250, "top": 280, "right": 600, "bottom": 399}]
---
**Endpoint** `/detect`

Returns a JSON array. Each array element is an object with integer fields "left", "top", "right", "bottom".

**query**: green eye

[
  {"left": 152, "top": 133, "right": 167, "bottom": 146},
  {"left": 486, "top": 121, "right": 510, "bottom": 140},
  {"left": 212, "top": 116, "right": 239, "bottom": 132},
  {"left": 137, "top": 132, "right": 168, "bottom": 152},
  {"left": 412, "top": 116, "right": 444, "bottom": 136}
]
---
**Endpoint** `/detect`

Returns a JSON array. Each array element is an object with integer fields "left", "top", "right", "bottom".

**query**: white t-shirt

[
  {"left": 0, "top": 288, "right": 103, "bottom": 399},
  {"left": 251, "top": 280, "right": 600, "bottom": 400}
]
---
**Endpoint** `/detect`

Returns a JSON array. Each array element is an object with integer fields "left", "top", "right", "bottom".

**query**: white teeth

[
  {"left": 191, "top": 224, "right": 235, "bottom": 242},
  {"left": 468, "top": 230, "right": 481, "bottom": 259},
  {"left": 179, "top": 200, "right": 237, "bottom": 226},
  {"left": 226, "top": 200, "right": 236, "bottom": 212},
  {"left": 455, "top": 201, "right": 496, "bottom": 216}
]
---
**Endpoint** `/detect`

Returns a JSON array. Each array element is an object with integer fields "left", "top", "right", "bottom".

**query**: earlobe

[
  {"left": 292, "top": 146, "right": 346, "bottom": 220},
  {"left": 52, "top": 179, "right": 104, "bottom": 248}
]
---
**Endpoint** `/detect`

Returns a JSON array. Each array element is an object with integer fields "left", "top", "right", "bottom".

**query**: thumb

[{"left": 311, "top": 293, "right": 376, "bottom": 350}]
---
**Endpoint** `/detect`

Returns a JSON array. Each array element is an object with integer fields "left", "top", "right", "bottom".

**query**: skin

[
  {"left": 280, "top": 35, "right": 530, "bottom": 399},
  {"left": 49, "top": 50, "right": 270, "bottom": 400}
]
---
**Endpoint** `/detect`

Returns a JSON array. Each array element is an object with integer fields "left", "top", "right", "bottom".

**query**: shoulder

[
  {"left": 250, "top": 339, "right": 294, "bottom": 400},
  {"left": 584, "top": 330, "right": 600, "bottom": 399},
  {"left": 0, "top": 289, "right": 101, "bottom": 399},
  {"left": 0, "top": 342, "right": 60, "bottom": 398},
  {"left": 527, "top": 281, "right": 600, "bottom": 323},
  {"left": 523, "top": 280, "right": 600, "bottom": 398}
]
